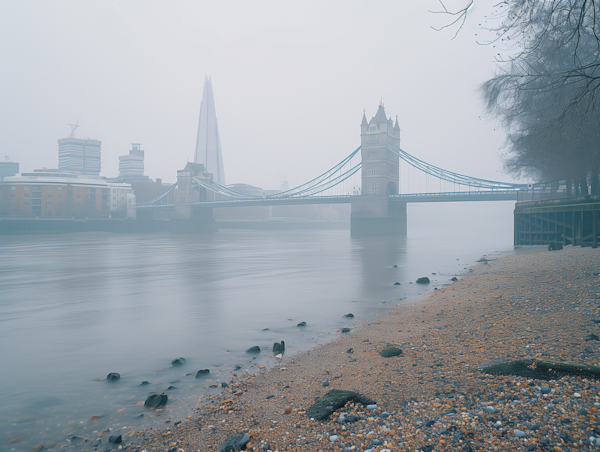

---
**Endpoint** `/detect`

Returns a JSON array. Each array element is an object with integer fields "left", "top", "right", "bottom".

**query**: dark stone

[
  {"left": 416, "top": 277, "right": 430, "bottom": 284},
  {"left": 420, "top": 445, "right": 434, "bottom": 452},
  {"left": 167, "top": 386, "right": 177, "bottom": 390},
  {"left": 593, "top": 319, "right": 600, "bottom": 324},
  {"left": 221, "top": 382, "right": 229, "bottom": 388},
  {"left": 297, "top": 321, "right": 307, "bottom": 327},
  {"left": 380, "top": 346, "right": 403, "bottom": 357},
  {"left": 272, "top": 341, "right": 285, "bottom": 354},
  {"left": 394, "top": 282, "right": 401, "bottom": 285},
  {"left": 306, "top": 389, "right": 375, "bottom": 421},
  {"left": 138, "top": 381, "right": 150, "bottom": 386},
  {"left": 548, "top": 241, "right": 557, "bottom": 251},
  {"left": 171, "top": 357, "right": 186, "bottom": 366},
  {"left": 245, "top": 346, "right": 261, "bottom": 354},
  {"left": 195, "top": 369, "right": 210, "bottom": 378},
  {"left": 425, "top": 419, "right": 437, "bottom": 427},
  {"left": 144, "top": 393, "right": 168, "bottom": 408},
  {"left": 346, "top": 414, "right": 359, "bottom": 422},
  {"left": 341, "top": 328, "right": 351, "bottom": 333},
  {"left": 322, "top": 381, "right": 330, "bottom": 387},
  {"left": 262, "top": 328, "right": 270, "bottom": 331},
  {"left": 345, "top": 313, "right": 354, "bottom": 318},
  {"left": 106, "top": 372, "right": 120, "bottom": 382},
  {"left": 393, "top": 265, "right": 398, "bottom": 268},
  {"left": 482, "top": 360, "right": 600, "bottom": 380},
  {"left": 451, "top": 277, "right": 458, "bottom": 282},
  {"left": 586, "top": 334, "right": 600, "bottom": 341},
  {"left": 108, "top": 435, "right": 122, "bottom": 444},
  {"left": 347, "top": 348, "right": 354, "bottom": 353},
  {"left": 217, "top": 433, "right": 251, "bottom": 451}
]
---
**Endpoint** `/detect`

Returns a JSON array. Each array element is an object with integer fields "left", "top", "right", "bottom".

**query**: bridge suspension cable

[
  {"left": 268, "top": 146, "right": 361, "bottom": 198},
  {"left": 138, "top": 182, "right": 178, "bottom": 206},
  {"left": 387, "top": 144, "right": 524, "bottom": 190}
]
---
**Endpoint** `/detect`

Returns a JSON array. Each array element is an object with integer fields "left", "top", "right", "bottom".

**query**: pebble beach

[{"left": 83, "top": 246, "right": 600, "bottom": 451}]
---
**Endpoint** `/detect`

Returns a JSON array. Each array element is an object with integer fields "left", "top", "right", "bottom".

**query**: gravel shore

[{"left": 121, "top": 245, "right": 600, "bottom": 452}]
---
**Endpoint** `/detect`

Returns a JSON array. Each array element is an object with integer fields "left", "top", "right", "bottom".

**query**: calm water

[{"left": 0, "top": 202, "right": 514, "bottom": 450}]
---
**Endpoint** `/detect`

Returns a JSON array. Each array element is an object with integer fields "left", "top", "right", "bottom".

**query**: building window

[
  {"left": 48, "top": 194, "right": 52, "bottom": 198},
  {"left": 47, "top": 201, "right": 52, "bottom": 206},
  {"left": 112, "top": 196, "right": 116, "bottom": 200},
  {"left": 77, "top": 195, "right": 81, "bottom": 199},
  {"left": 11, "top": 186, "right": 15, "bottom": 191},
  {"left": 48, "top": 187, "right": 52, "bottom": 191},
  {"left": 57, "top": 187, "right": 62, "bottom": 191},
  {"left": 11, "top": 201, "right": 16, "bottom": 205},
  {"left": 58, "top": 194, "right": 62, "bottom": 198},
  {"left": 25, "top": 186, "right": 29, "bottom": 190},
  {"left": 24, "top": 201, "right": 29, "bottom": 206},
  {"left": 77, "top": 188, "right": 81, "bottom": 192},
  {"left": 10, "top": 193, "right": 15, "bottom": 198},
  {"left": 24, "top": 194, "right": 29, "bottom": 198}
]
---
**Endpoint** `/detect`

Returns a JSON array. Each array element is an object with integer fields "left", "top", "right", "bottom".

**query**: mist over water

[{"left": 0, "top": 202, "right": 514, "bottom": 450}]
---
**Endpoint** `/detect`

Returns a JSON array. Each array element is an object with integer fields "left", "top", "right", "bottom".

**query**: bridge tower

[
  {"left": 173, "top": 162, "right": 215, "bottom": 233},
  {"left": 351, "top": 103, "right": 407, "bottom": 236}
]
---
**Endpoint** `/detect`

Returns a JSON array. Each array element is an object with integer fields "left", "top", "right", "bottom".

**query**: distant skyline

[{"left": 0, "top": 1, "right": 517, "bottom": 188}]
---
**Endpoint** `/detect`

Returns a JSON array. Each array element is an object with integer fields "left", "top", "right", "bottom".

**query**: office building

[{"left": 58, "top": 137, "right": 101, "bottom": 175}]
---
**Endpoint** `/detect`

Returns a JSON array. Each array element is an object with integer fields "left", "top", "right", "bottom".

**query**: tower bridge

[{"left": 138, "top": 102, "right": 525, "bottom": 235}]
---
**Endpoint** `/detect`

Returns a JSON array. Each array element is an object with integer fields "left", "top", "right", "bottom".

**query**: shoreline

[{"left": 58, "top": 246, "right": 600, "bottom": 450}]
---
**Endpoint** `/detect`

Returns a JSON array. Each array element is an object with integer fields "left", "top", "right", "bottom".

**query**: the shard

[{"left": 193, "top": 75, "right": 226, "bottom": 185}]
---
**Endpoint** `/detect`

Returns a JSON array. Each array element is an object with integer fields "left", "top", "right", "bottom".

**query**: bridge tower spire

[{"left": 351, "top": 104, "right": 406, "bottom": 236}]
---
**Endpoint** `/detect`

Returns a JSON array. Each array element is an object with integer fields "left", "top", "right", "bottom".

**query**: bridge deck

[{"left": 138, "top": 190, "right": 518, "bottom": 210}]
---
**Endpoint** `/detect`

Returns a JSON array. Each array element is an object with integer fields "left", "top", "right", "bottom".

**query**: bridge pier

[{"left": 351, "top": 196, "right": 406, "bottom": 236}]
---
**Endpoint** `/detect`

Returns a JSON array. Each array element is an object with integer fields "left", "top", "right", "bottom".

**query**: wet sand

[{"left": 122, "top": 245, "right": 600, "bottom": 451}]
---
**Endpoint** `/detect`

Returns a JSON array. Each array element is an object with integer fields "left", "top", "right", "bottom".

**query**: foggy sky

[{"left": 0, "top": 1, "right": 514, "bottom": 189}]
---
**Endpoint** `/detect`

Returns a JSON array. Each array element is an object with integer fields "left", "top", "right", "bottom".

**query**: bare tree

[{"left": 481, "top": 19, "right": 600, "bottom": 192}]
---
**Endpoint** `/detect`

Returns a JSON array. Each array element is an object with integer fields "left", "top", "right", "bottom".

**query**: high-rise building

[
  {"left": 193, "top": 75, "right": 226, "bottom": 185},
  {"left": 118, "top": 143, "right": 148, "bottom": 181},
  {"left": 58, "top": 137, "right": 101, "bottom": 175},
  {"left": 0, "top": 156, "right": 19, "bottom": 181}
]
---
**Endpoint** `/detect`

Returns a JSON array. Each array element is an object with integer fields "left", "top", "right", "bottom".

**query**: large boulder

[
  {"left": 144, "top": 393, "right": 168, "bottom": 408},
  {"left": 218, "top": 433, "right": 251, "bottom": 451},
  {"left": 245, "top": 346, "right": 261, "bottom": 354},
  {"left": 171, "top": 357, "right": 186, "bottom": 366},
  {"left": 306, "top": 389, "right": 375, "bottom": 421},
  {"left": 416, "top": 277, "right": 430, "bottom": 284}
]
